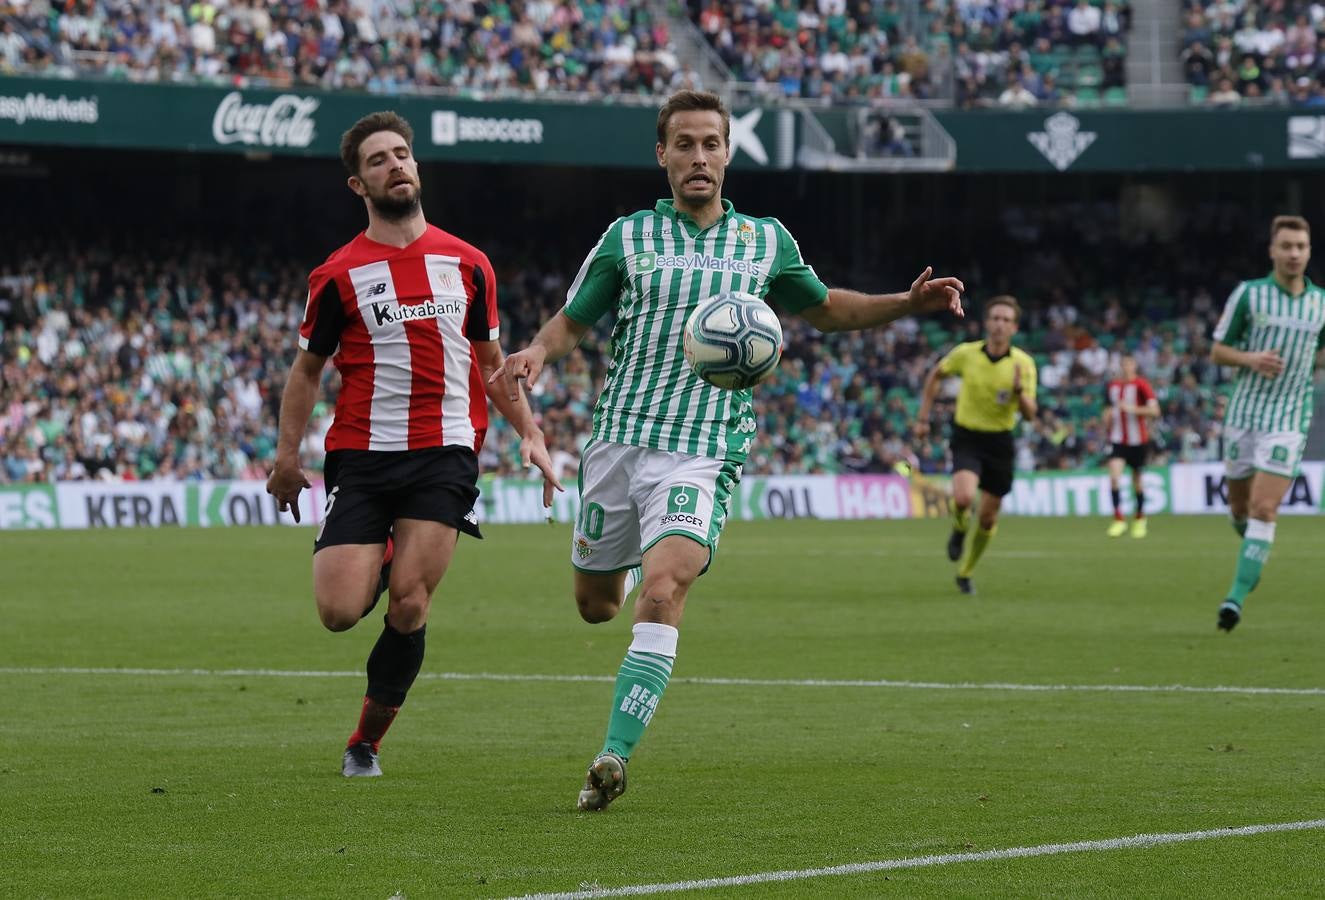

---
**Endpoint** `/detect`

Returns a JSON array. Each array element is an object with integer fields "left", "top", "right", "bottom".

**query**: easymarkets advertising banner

[{"left": 1, "top": 466, "right": 1319, "bottom": 530}]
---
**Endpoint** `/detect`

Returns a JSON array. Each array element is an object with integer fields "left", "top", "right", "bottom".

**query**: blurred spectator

[
  {"left": 1, "top": 0, "right": 699, "bottom": 98},
  {"left": 693, "top": 0, "right": 1129, "bottom": 107}
]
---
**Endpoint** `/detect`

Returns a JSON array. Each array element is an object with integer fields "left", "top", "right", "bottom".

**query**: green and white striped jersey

[
  {"left": 1212, "top": 274, "right": 1325, "bottom": 434},
  {"left": 564, "top": 199, "right": 828, "bottom": 463}
]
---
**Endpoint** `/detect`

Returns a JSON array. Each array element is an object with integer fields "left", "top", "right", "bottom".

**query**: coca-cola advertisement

[{"left": 211, "top": 92, "right": 319, "bottom": 148}]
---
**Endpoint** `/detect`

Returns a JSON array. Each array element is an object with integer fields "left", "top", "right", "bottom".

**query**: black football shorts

[
  {"left": 949, "top": 425, "right": 1016, "bottom": 498},
  {"left": 314, "top": 446, "right": 481, "bottom": 552}
]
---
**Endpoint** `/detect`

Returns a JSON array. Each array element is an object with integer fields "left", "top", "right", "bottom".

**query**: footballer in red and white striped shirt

[
  {"left": 266, "top": 112, "right": 562, "bottom": 778},
  {"left": 1105, "top": 354, "right": 1160, "bottom": 537}
]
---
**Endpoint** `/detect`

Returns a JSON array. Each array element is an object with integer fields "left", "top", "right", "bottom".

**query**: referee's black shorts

[
  {"left": 314, "top": 446, "right": 482, "bottom": 552},
  {"left": 1108, "top": 442, "right": 1150, "bottom": 471},
  {"left": 950, "top": 425, "right": 1016, "bottom": 498}
]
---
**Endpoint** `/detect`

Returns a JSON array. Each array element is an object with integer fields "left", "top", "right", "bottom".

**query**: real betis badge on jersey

[
  {"left": 738, "top": 221, "right": 755, "bottom": 245},
  {"left": 668, "top": 486, "right": 699, "bottom": 514}
]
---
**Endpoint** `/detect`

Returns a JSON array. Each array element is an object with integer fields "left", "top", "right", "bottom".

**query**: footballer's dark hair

[
  {"left": 656, "top": 90, "right": 730, "bottom": 147},
  {"left": 985, "top": 295, "right": 1022, "bottom": 322},
  {"left": 340, "top": 111, "right": 414, "bottom": 176},
  {"left": 1271, "top": 215, "right": 1310, "bottom": 240}
]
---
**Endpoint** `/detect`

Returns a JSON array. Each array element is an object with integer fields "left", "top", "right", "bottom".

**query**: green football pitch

[{"left": 3, "top": 517, "right": 1323, "bottom": 898}]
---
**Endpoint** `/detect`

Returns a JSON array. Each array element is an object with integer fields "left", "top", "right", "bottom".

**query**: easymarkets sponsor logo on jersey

[
  {"left": 431, "top": 110, "right": 543, "bottom": 146},
  {"left": 0, "top": 92, "right": 98, "bottom": 126},
  {"left": 634, "top": 252, "right": 761, "bottom": 276},
  {"left": 369, "top": 298, "right": 465, "bottom": 327}
]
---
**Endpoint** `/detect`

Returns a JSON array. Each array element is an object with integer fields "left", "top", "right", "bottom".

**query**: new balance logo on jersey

[
  {"left": 370, "top": 299, "right": 465, "bottom": 327},
  {"left": 367, "top": 282, "right": 388, "bottom": 297}
]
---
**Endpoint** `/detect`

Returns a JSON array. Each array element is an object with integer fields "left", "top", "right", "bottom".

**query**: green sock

[
  {"left": 958, "top": 525, "right": 996, "bottom": 578},
  {"left": 1225, "top": 519, "right": 1274, "bottom": 606},
  {"left": 952, "top": 504, "right": 970, "bottom": 534},
  {"left": 601, "top": 623, "right": 677, "bottom": 761},
  {"left": 1230, "top": 517, "right": 1248, "bottom": 537}
]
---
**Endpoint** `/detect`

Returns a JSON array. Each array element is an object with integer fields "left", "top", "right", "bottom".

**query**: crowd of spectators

[
  {"left": 0, "top": 0, "right": 1134, "bottom": 109},
  {"left": 1181, "top": 0, "right": 1325, "bottom": 107},
  {"left": 0, "top": 202, "right": 1297, "bottom": 487},
  {"left": 0, "top": 0, "right": 699, "bottom": 99},
  {"left": 690, "top": 0, "right": 1130, "bottom": 109}
]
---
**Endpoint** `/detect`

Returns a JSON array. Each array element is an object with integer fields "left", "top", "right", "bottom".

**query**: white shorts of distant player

[
  {"left": 1223, "top": 426, "right": 1308, "bottom": 480},
  {"left": 570, "top": 440, "right": 737, "bottom": 574}
]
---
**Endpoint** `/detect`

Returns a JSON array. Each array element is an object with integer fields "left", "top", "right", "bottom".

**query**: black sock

[
  {"left": 366, "top": 617, "right": 426, "bottom": 707},
  {"left": 1135, "top": 488, "right": 1145, "bottom": 519},
  {"left": 1110, "top": 487, "right": 1121, "bottom": 514}
]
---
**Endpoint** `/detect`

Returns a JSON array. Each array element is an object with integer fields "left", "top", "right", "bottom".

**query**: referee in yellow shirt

[{"left": 916, "top": 296, "right": 1038, "bottom": 594}]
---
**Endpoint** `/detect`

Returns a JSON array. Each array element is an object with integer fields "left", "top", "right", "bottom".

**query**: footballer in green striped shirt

[
  {"left": 496, "top": 89, "right": 964, "bottom": 811},
  {"left": 1210, "top": 215, "right": 1325, "bottom": 632}
]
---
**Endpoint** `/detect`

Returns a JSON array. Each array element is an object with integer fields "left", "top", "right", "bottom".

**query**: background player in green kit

[
  {"left": 495, "top": 90, "right": 965, "bottom": 810},
  {"left": 1211, "top": 215, "right": 1325, "bottom": 631}
]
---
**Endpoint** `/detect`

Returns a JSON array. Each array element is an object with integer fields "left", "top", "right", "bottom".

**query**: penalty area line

[
  {"left": 0, "top": 667, "right": 1323, "bottom": 697},
  {"left": 504, "top": 818, "right": 1325, "bottom": 900}
]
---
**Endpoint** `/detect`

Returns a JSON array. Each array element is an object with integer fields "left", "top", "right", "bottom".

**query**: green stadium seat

[
  {"left": 1074, "top": 44, "right": 1101, "bottom": 62},
  {"left": 1189, "top": 84, "right": 1208, "bottom": 105},
  {"left": 1103, "top": 87, "right": 1128, "bottom": 106},
  {"left": 1073, "top": 87, "right": 1101, "bottom": 106},
  {"left": 1076, "top": 64, "right": 1103, "bottom": 88}
]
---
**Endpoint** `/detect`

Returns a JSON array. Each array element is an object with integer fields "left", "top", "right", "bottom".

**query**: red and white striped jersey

[
  {"left": 1106, "top": 377, "right": 1157, "bottom": 445},
  {"left": 298, "top": 225, "right": 500, "bottom": 453}
]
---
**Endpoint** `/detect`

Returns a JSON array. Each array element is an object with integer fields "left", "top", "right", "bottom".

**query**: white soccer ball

[{"left": 682, "top": 291, "right": 784, "bottom": 390}]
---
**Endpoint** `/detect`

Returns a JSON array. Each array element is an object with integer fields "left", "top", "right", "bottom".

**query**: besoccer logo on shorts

[
  {"left": 667, "top": 486, "right": 698, "bottom": 514},
  {"left": 660, "top": 486, "right": 704, "bottom": 528}
]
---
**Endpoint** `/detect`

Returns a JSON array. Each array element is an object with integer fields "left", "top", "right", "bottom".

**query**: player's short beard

[{"left": 369, "top": 184, "right": 421, "bottom": 221}]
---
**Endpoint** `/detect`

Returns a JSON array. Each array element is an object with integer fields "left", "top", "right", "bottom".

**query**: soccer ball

[{"left": 682, "top": 291, "right": 784, "bottom": 390}]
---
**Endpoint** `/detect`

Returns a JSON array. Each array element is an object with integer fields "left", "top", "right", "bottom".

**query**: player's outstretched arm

[
  {"left": 474, "top": 340, "right": 565, "bottom": 507},
  {"left": 1211, "top": 341, "right": 1284, "bottom": 377},
  {"left": 266, "top": 349, "right": 326, "bottom": 522},
  {"left": 798, "top": 267, "right": 964, "bottom": 333},
  {"left": 490, "top": 311, "right": 591, "bottom": 401}
]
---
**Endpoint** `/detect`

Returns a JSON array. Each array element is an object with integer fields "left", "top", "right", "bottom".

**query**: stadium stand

[
  {"left": 689, "top": 0, "right": 1131, "bottom": 108},
  {"left": 0, "top": 201, "right": 1260, "bottom": 485},
  {"left": 1180, "top": 0, "right": 1325, "bottom": 106},
  {"left": 0, "top": 0, "right": 701, "bottom": 98}
]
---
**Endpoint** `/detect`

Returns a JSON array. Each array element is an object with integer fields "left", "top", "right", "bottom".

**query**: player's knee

[
  {"left": 639, "top": 571, "right": 685, "bottom": 608},
  {"left": 387, "top": 587, "right": 430, "bottom": 632},
  {"left": 317, "top": 603, "right": 360, "bottom": 633},
  {"left": 575, "top": 590, "right": 620, "bottom": 624}
]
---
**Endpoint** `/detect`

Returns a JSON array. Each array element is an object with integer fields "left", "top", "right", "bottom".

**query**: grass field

[{"left": 2, "top": 516, "right": 1324, "bottom": 898}]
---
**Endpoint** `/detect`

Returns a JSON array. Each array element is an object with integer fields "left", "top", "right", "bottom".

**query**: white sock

[
  {"left": 623, "top": 565, "right": 642, "bottom": 599},
  {"left": 628, "top": 622, "right": 678, "bottom": 658},
  {"left": 1246, "top": 519, "right": 1276, "bottom": 543}
]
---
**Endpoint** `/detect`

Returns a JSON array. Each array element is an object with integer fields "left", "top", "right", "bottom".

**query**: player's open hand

[
  {"left": 520, "top": 428, "right": 565, "bottom": 508},
  {"left": 490, "top": 345, "right": 548, "bottom": 401},
  {"left": 266, "top": 458, "right": 312, "bottom": 523},
  {"left": 908, "top": 267, "right": 965, "bottom": 318},
  {"left": 1013, "top": 363, "right": 1023, "bottom": 394},
  {"left": 1248, "top": 349, "right": 1284, "bottom": 378}
]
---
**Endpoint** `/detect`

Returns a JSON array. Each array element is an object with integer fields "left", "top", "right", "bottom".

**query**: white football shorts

[
  {"left": 570, "top": 440, "right": 740, "bottom": 574},
  {"left": 1223, "top": 426, "right": 1307, "bottom": 480}
]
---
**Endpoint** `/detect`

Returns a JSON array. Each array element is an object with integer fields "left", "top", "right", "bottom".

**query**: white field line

[
  {"left": 0, "top": 667, "right": 1322, "bottom": 697},
  {"left": 504, "top": 818, "right": 1325, "bottom": 900}
]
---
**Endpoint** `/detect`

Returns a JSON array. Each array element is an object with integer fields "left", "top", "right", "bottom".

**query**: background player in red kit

[
  {"left": 266, "top": 112, "right": 561, "bottom": 777},
  {"left": 1104, "top": 353, "right": 1159, "bottom": 538}
]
